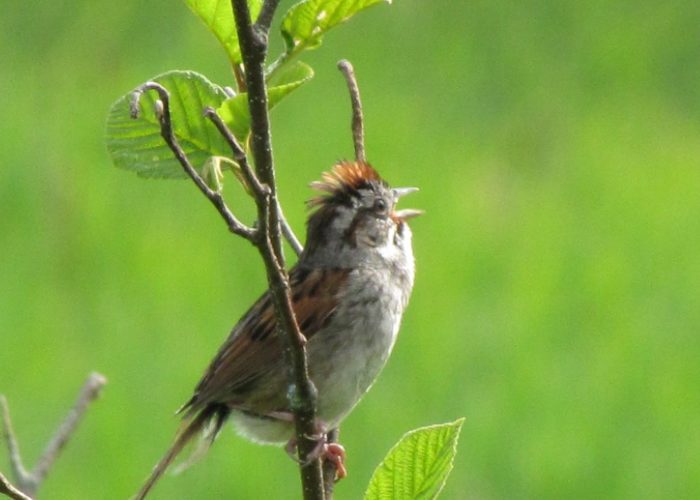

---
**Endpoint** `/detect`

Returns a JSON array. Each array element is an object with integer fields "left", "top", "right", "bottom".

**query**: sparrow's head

[{"left": 302, "top": 161, "right": 421, "bottom": 263}]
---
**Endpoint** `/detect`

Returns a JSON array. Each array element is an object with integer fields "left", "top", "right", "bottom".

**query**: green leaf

[
  {"left": 217, "top": 61, "right": 314, "bottom": 140},
  {"left": 281, "top": 0, "right": 390, "bottom": 55},
  {"left": 106, "top": 70, "right": 229, "bottom": 179},
  {"left": 184, "top": 0, "right": 262, "bottom": 64},
  {"left": 365, "top": 418, "right": 465, "bottom": 500}
]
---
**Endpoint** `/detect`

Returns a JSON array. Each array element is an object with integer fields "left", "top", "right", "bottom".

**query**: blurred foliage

[{"left": 1, "top": 1, "right": 700, "bottom": 499}]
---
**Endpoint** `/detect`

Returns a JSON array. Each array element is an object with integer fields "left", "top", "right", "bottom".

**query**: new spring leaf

[{"left": 365, "top": 418, "right": 465, "bottom": 500}]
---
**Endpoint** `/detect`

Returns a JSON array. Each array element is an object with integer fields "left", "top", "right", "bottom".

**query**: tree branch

[
  {"left": 130, "top": 83, "right": 258, "bottom": 242},
  {"left": 337, "top": 60, "right": 366, "bottom": 162},
  {"left": 1, "top": 373, "right": 107, "bottom": 498},
  {"left": 230, "top": 1, "right": 325, "bottom": 500}
]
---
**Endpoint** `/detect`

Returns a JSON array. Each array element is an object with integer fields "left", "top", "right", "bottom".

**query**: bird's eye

[{"left": 374, "top": 198, "right": 387, "bottom": 212}]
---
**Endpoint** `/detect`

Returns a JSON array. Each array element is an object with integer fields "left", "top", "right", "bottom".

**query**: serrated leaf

[
  {"left": 281, "top": 0, "right": 390, "bottom": 55},
  {"left": 106, "top": 70, "right": 229, "bottom": 179},
  {"left": 217, "top": 61, "right": 314, "bottom": 140},
  {"left": 184, "top": 0, "right": 262, "bottom": 64},
  {"left": 365, "top": 418, "right": 465, "bottom": 500}
]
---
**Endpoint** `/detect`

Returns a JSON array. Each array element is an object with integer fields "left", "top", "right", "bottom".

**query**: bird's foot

[
  {"left": 285, "top": 423, "right": 347, "bottom": 481},
  {"left": 323, "top": 442, "right": 347, "bottom": 480}
]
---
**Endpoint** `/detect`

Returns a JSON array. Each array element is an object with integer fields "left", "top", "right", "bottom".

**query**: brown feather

[
  {"left": 181, "top": 266, "right": 351, "bottom": 417},
  {"left": 308, "top": 161, "right": 385, "bottom": 207},
  {"left": 137, "top": 268, "right": 351, "bottom": 497}
]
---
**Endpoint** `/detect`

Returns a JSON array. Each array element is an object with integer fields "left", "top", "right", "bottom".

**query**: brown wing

[{"left": 181, "top": 266, "right": 351, "bottom": 416}]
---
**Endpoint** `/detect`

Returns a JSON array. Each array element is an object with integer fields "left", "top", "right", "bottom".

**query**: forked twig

[
  {"left": 130, "top": 83, "right": 258, "bottom": 242},
  {"left": 1, "top": 373, "right": 107, "bottom": 498},
  {"left": 203, "top": 107, "right": 303, "bottom": 256}
]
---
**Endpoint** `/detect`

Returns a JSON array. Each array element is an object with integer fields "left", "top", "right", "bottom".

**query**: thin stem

[
  {"left": 0, "top": 398, "right": 29, "bottom": 493},
  {"left": 232, "top": 63, "right": 247, "bottom": 92},
  {"left": 337, "top": 60, "right": 366, "bottom": 162},
  {"left": 130, "top": 83, "right": 258, "bottom": 242},
  {"left": 33, "top": 373, "right": 106, "bottom": 486},
  {"left": 278, "top": 203, "right": 303, "bottom": 257},
  {"left": 231, "top": 1, "right": 324, "bottom": 499}
]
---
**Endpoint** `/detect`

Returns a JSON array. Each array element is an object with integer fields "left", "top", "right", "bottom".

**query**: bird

[{"left": 135, "top": 161, "right": 420, "bottom": 498}]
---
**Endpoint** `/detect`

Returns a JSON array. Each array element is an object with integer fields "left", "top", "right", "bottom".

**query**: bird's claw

[{"left": 285, "top": 430, "right": 347, "bottom": 481}]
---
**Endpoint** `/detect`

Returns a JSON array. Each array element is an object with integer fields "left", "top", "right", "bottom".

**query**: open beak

[
  {"left": 393, "top": 187, "right": 419, "bottom": 198},
  {"left": 392, "top": 187, "right": 424, "bottom": 221}
]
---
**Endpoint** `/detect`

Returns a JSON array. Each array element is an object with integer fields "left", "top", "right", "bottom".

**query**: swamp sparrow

[{"left": 136, "top": 161, "right": 421, "bottom": 498}]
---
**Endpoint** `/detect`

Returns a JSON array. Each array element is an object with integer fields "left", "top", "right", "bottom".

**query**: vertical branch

[
  {"left": 230, "top": 1, "right": 325, "bottom": 499},
  {"left": 337, "top": 60, "right": 366, "bottom": 162}
]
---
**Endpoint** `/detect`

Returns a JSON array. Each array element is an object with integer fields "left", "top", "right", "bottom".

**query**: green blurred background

[{"left": 2, "top": 1, "right": 700, "bottom": 498}]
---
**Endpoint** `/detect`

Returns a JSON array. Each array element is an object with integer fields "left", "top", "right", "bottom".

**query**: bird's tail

[{"left": 134, "top": 404, "right": 228, "bottom": 500}]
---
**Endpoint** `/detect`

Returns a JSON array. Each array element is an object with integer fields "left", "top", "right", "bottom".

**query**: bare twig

[
  {"left": 230, "top": 1, "right": 324, "bottom": 499},
  {"left": 232, "top": 64, "right": 247, "bottom": 92},
  {"left": 337, "top": 60, "right": 366, "bottom": 162},
  {"left": 1, "top": 373, "right": 107, "bottom": 498},
  {"left": 278, "top": 207, "right": 303, "bottom": 257},
  {"left": 0, "top": 398, "right": 28, "bottom": 491},
  {"left": 0, "top": 472, "right": 31, "bottom": 500},
  {"left": 130, "top": 83, "right": 258, "bottom": 242},
  {"left": 33, "top": 373, "right": 106, "bottom": 486}
]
